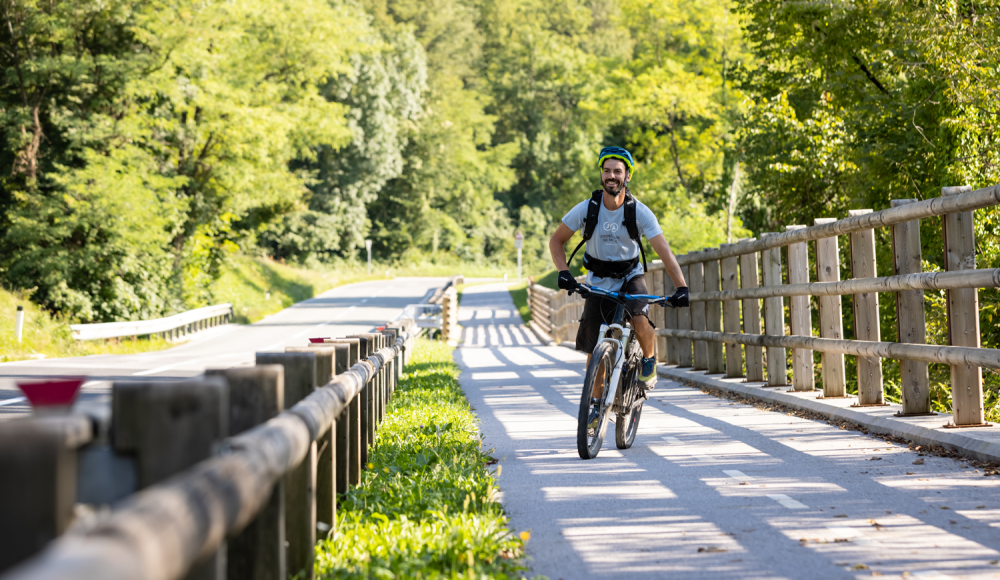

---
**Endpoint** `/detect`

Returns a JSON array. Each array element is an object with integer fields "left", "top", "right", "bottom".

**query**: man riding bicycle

[{"left": 548, "top": 146, "right": 690, "bottom": 428}]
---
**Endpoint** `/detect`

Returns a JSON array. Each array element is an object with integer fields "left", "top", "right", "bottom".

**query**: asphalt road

[
  {"left": 0, "top": 277, "right": 447, "bottom": 420},
  {"left": 457, "top": 283, "right": 1000, "bottom": 580}
]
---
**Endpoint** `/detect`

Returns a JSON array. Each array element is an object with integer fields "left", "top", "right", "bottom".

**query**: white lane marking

[
  {"left": 133, "top": 352, "right": 250, "bottom": 376},
  {"left": 472, "top": 372, "right": 520, "bottom": 380},
  {"left": 0, "top": 397, "right": 26, "bottom": 406},
  {"left": 723, "top": 469, "right": 752, "bottom": 481},
  {"left": 767, "top": 494, "right": 809, "bottom": 509},
  {"left": 662, "top": 436, "right": 712, "bottom": 461},
  {"left": 333, "top": 305, "right": 357, "bottom": 320}
]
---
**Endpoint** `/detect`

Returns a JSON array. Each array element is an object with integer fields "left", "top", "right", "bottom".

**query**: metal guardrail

[
  {"left": 393, "top": 303, "right": 442, "bottom": 329},
  {"left": 70, "top": 303, "right": 233, "bottom": 341}
]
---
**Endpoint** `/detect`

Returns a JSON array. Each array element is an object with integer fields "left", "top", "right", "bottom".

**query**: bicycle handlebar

[{"left": 570, "top": 284, "right": 674, "bottom": 308}]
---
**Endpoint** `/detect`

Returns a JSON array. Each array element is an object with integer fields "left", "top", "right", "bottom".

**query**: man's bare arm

[
  {"left": 549, "top": 222, "right": 576, "bottom": 271},
  {"left": 648, "top": 234, "right": 687, "bottom": 288}
]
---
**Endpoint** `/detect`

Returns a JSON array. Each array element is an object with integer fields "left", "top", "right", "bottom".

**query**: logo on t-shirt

[{"left": 603, "top": 222, "right": 619, "bottom": 233}]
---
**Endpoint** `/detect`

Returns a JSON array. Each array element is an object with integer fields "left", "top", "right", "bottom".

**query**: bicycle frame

[{"left": 583, "top": 286, "right": 665, "bottom": 408}]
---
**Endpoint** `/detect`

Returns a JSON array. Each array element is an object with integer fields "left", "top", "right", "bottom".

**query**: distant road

[{"left": 0, "top": 277, "right": 447, "bottom": 420}]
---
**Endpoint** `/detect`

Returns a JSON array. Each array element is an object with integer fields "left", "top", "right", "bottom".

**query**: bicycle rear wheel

[{"left": 578, "top": 341, "right": 614, "bottom": 459}]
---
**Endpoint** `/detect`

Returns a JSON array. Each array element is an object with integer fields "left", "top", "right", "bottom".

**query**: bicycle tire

[
  {"left": 615, "top": 400, "right": 643, "bottom": 449},
  {"left": 578, "top": 341, "right": 614, "bottom": 459}
]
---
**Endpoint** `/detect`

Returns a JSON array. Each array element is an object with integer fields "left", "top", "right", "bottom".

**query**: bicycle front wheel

[{"left": 578, "top": 341, "right": 614, "bottom": 459}]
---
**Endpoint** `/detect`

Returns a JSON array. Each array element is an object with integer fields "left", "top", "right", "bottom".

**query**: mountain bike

[{"left": 572, "top": 283, "right": 671, "bottom": 460}]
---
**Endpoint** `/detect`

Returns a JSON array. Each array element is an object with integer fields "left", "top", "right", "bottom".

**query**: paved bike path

[{"left": 456, "top": 283, "right": 1000, "bottom": 580}]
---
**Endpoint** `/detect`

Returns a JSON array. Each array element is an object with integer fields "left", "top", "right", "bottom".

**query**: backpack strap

[
  {"left": 623, "top": 190, "right": 647, "bottom": 273},
  {"left": 566, "top": 190, "right": 604, "bottom": 267}
]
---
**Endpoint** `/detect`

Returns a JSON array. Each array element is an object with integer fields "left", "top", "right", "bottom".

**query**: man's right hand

[{"left": 557, "top": 270, "right": 578, "bottom": 291}]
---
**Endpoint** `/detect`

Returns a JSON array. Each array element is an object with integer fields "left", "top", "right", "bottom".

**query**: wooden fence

[
  {"left": 0, "top": 321, "right": 418, "bottom": 580},
  {"left": 528, "top": 184, "right": 1000, "bottom": 428}
]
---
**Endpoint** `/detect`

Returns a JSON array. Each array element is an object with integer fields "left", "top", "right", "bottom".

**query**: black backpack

[{"left": 566, "top": 189, "right": 648, "bottom": 277}]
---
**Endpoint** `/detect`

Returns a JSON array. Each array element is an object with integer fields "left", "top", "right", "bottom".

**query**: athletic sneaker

[
  {"left": 639, "top": 356, "right": 657, "bottom": 390},
  {"left": 587, "top": 398, "right": 601, "bottom": 429}
]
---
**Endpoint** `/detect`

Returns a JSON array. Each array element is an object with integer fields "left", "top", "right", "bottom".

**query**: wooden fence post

[
  {"left": 705, "top": 254, "right": 725, "bottom": 374},
  {"left": 0, "top": 417, "right": 90, "bottom": 572},
  {"left": 739, "top": 239, "right": 764, "bottom": 382},
  {"left": 848, "top": 210, "right": 885, "bottom": 405},
  {"left": 690, "top": 255, "right": 708, "bottom": 370},
  {"left": 813, "top": 219, "right": 847, "bottom": 398},
  {"left": 348, "top": 335, "right": 374, "bottom": 458},
  {"left": 890, "top": 199, "right": 932, "bottom": 415},
  {"left": 254, "top": 352, "right": 317, "bottom": 580},
  {"left": 205, "top": 366, "right": 285, "bottom": 580},
  {"left": 329, "top": 339, "right": 362, "bottom": 485},
  {"left": 720, "top": 244, "right": 743, "bottom": 378},
  {"left": 786, "top": 225, "right": 815, "bottom": 391},
  {"left": 663, "top": 270, "right": 679, "bottom": 365},
  {"left": 113, "top": 376, "right": 228, "bottom": 580},
  {"left": 648, "top": 266, "right": 667, "bottom": 362},
  {"left": 942, "top": 186, "right": 986, "bottom": 426},
  {"left": 676, "top": 263, "right": 693, "bottom": 367},
  {"left": 760, "top": 233, "right": 787, "bottom": 386}
]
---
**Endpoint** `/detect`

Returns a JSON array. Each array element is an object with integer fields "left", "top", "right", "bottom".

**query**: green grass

[
  {"left": 0, "top": 287, "right": 175, "bottom": 362},
  {"left": 315, "top": 338, "right": 530, "bottom": 579}
]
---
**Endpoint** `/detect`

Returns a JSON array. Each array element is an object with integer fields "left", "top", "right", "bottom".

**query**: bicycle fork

[{"left": 597, "top": 325, "right": 631, "bottom": 409}]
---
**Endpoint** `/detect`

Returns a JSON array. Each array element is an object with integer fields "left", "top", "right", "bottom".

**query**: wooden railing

[
  {"left": 0, "top": 322, "right": 418, "bottom": 580},
  {"left": 527, "top": 184, "right": 1000, "bottom": 427},
  {"left": 655, "top": 184, "right": 1000, "bottom": 427}
]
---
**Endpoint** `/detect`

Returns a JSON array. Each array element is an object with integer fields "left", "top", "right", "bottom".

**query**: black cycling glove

[
  {"left": 557, "top": 270, "right": 578, "bottom": 291},
  {"left": 667, "top": 286, "right": 690, "bottom": 308}
]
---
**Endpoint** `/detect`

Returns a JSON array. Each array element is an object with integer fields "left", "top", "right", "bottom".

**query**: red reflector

[
  {"left": 309, "top": 337, "right": 331, "bottom": 344},
  {"left": 17, "top": 377, "right": 85, "bottom": 407}
]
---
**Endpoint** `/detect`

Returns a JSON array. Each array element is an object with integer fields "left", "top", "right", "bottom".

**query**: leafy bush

[{"left": 316, "top": 338, "right": 529, "bottom": 579}]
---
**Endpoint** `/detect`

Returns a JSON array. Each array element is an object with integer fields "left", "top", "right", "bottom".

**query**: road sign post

[
  {"left": 514, "top": 231, "right": 524, "bottom": 282},
  {"left": 365, "top": 239, "right": 372, "bottom": 275}
]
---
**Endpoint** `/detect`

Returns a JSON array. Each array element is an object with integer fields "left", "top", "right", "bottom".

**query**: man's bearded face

[{"left": 601, "top": 159, "right": 629, "bottom": 195}]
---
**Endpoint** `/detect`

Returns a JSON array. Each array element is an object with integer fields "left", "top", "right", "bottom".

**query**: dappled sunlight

[
  {"left": 770, "top": 514, "right": 1000, "bottom": 577},
  {"left": 542, "top": 479, "right": 678, "bottom": 502},
  {"left": 534, "top": 345, "right": 589, "bottom": 363},
  {"left": 495, "top": 347, "right": 553, "bottom": 367},
  {"left": 558, "top": 515, "right": 769, "bottom": 578},
  {"left": 456, "top": 348, "right": 505, "bottom": 368}
]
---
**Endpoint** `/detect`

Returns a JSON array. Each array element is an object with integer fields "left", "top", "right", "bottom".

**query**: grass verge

[
  {"left": 212, "top": 255, "right": 385, "bottom": 324},
  {"left": 316, "top": 338, "right": 530, "bottom": 579},
  {"left": 0, "top": 288, "right": 175, "bottom": 362}
]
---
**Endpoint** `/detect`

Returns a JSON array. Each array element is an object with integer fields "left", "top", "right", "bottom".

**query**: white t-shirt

[{"left": 562, "top": 195, "right": 663, "bottom": 291}]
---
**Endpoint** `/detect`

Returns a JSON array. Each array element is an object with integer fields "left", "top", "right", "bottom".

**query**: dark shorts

[{"left": 575, "top": 275, "right": 653, "bottom": 354}]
